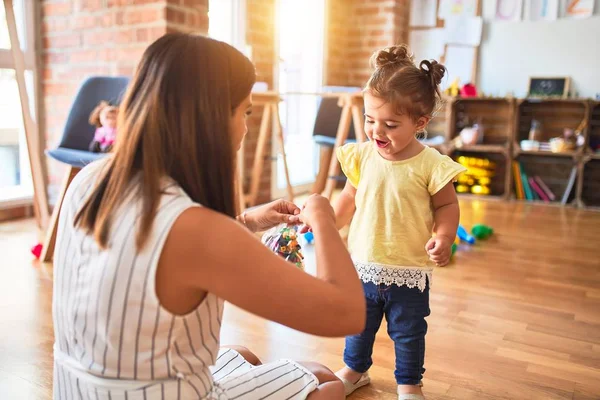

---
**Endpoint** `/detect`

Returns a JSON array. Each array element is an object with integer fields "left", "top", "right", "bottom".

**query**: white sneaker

[
  {"left": 336, "top": 372, "right": 371, "bottom": 397},
  {"left": 397, "top": 385, "right": 425, "bottom": 399}
]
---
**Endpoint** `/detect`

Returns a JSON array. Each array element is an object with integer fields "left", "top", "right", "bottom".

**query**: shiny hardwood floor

[{"left": 1, "top": 199, "right": 599, "bottom": 399}]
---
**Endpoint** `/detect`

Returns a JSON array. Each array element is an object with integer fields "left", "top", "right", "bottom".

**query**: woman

[{"left": 52, "top": 33, "right": 365, "bottom": 400}]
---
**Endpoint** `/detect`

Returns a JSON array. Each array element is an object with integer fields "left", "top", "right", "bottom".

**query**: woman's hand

[{"left": 241, "top": 199, "right": 301, "bottom": 232}]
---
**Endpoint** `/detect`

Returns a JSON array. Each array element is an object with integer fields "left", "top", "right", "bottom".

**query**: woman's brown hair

[
  {"left": 75, "top": 33, "right": 256, "bottom": 249},
  {"left": 365, "top": 44, "right": 446, "bottom": 123}
]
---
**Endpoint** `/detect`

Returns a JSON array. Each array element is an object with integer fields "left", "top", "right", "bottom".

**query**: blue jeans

[{"left": 343, "top": 281, "right": 430, "bottom": 385}]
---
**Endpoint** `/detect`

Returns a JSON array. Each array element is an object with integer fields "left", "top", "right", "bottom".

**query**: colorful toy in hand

[
  {"left": 89, "top": 101, "right": 118, "bottom": 153},
  {"left": 471, "top": 224, "right": 493, "bottom": 240},
  {"left": 261, "top": 224, "right": 305, "bottom": 269}
]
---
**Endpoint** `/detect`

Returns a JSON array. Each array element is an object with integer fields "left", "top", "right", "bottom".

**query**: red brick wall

[
  {"left": 326, "top": 0, "right": 411, "bottom": 87},
  {"left": 243, "top": 0, "right": 276, "bottom": 205},
  {"left": 41, "top": 0, "right": 208, "bottom": 202},
  {"left": 165, "top": 0, "right": 209, "bottom": 33}
]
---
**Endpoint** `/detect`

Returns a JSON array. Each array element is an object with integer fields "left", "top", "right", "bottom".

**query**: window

[
  {"left": 273, "top": 0, "right": 326, "bottom": 196},
  {"left": 0, "top": 0, "right": 37, "bottom": 207},
  {"left": 208, "top": 0, "right": 248, "bottom": 54}
]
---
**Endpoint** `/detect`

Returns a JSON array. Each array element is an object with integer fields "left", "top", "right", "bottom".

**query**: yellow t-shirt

[{"left": 337, "top": 142, "right": 466, "bottom": 269}]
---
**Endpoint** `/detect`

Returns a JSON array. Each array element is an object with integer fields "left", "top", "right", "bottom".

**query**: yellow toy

[
  {"left": 444, "top": 78, "right": 460, "bottom": 97},
  {"left": 455, "top": 156, "right": 495, "bottom": 196}
]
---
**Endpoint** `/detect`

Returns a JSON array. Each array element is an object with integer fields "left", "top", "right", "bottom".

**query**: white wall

[{"left": 478, "top": 0, "right": 600, "bottom": 98}]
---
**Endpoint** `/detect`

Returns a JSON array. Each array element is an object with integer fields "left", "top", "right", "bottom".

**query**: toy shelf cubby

[
  {"left": 448, "top": 98, "right": 514, "bottom": 154},
  {"left": 514, "top": 154, "right": 578, "bottom": 205},
  {"left": 515, "top": 99, "right": 589, "bottom": 158},
  {"left": 588, "top": 101, "right": 600, "bottom": 159},
  {"left": 580, "top": 159, "right": 600, "bottom": 209},
  {"left": 452, "top": 150, "right": 510, "bottom": 199}
]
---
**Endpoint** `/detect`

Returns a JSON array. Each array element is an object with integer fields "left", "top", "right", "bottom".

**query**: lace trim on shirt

[{"left": 355, "top": 262, "right": 432, "bottom": 292}]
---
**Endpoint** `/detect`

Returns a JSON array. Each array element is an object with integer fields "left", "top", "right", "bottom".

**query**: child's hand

[
  {"left": 298, "top": 194, "right": 335, "bottom": 232},
  {"left": 425, "top": 235, "right": 453, "bottom": 267}
]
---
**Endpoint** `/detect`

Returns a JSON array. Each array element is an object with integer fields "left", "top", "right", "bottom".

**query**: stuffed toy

[{"left": 89, "top": 101, "right": 118, "bottom": 153}]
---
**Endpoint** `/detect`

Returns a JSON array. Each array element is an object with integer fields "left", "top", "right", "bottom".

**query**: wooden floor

[{"left": 1, "top": 199, "right": 600, "bottom": 399}]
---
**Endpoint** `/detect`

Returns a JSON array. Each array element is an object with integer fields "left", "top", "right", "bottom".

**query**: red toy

[
  {"left": 31, "top": 243, "right": 42, "bottom": 259},
  {"left": 460, "top": 83, "right": 477, "bottom": 97}
]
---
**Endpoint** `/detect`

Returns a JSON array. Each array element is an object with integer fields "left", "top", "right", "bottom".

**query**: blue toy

[
  {"left": 302, "top": 231, "right": 314, "bottom": 245},
  {"left": 457, "top": 225, "right": 476, "bottom": 244}
]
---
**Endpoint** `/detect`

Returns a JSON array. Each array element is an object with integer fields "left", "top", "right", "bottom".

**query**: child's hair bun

[
  {"left": 371, "top": 44, "right": 414, "bottom": 69},
  {"left": 419, "top": 60, "right": 446, "bottom": 87}
]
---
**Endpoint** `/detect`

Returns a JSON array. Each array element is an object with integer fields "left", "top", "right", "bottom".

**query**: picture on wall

[
  {"left": 496, "top": 0, "right": 524, "bottom": 21},
  {"left": 564, "top": 0, "right": 594, "bottom": 19},
  {"left": 525, "top": 0, "right": 559, "bottom": 21},
  {"left": 527, "top": 77, "right": 571, "bottom": 98},
  {"left": 410, "top": 0, "right": 437, "bottom": 27},
  {"left": 438, "top": 0, "right": 478, "bottom": 19}
]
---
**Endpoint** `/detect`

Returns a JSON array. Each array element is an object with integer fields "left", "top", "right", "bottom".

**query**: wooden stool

[{"left": 245, "top": 92, "right": 294, "bottom": 207}]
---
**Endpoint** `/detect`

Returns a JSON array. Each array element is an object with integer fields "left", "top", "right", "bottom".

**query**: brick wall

[
  {"left": 326, "top": 0, "right": 411, "bottom": 87},
  {"left": 39, "top": 0, "right": 408, "bottom": 205},
  {"left": 165, "top": 0, "right": 209, "bottom": 33},
  {"left": 243, "top": 0, "right": 276, "bottom": 205},
  {"left": 41, "top": 0, "right": 208, "bottom": 202}
]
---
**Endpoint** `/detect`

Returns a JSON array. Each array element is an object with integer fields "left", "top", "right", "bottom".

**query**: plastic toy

[
  {"left": 261, "top": 224, "right": 305, "bottom": 269},
  {"left": 457, "top": 225, "right": 476, "bottom": 244},
  {"left": 460, "top": 83, "right": 477, "bottom": 97},
  {"left": 31, "top": 243, "right": 42, "bottom": 259},
  {"left": 451, "top": 242, "right": 458, "bottom": 256},
  {"left": 302, "top": 231, "right": 314, "bottom": 245},
  {"left": 445, "top": 78, "right": 460, "bottom": 97},
  {"left": 471, "top": 224, "right": 493, "bottom": 240},
  {"left": 455, "top": 156, "right": 496, "bottom": 196}
]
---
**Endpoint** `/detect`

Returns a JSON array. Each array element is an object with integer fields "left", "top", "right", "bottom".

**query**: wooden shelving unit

[
  {"left": 430, "top": 97, "right": 599, "bottom": 210},
  {"left": 580, "top": 159, "right": 600, "bottom": 209},
  {"left": 445, "top": 98, "right": 514, "bottom": 200}
]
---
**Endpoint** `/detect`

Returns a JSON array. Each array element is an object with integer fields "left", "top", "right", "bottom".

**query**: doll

[{"left": 89, "top": 101, "right": 118, "bottom": 153}]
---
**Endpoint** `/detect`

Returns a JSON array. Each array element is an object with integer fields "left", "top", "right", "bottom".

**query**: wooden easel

[
  {"left": 322, "top": 93, "right": 366, "bottom": 199},
  {"left": 245, "top": 92, "right": 294, "bottom": 207},
  {"left": 4, "top": 0, "right": 49, "bottom": 228}
]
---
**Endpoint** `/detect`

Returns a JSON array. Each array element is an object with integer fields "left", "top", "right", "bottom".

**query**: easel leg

[
  {"left": 4, "top": 0, "right": 49, "bottom": 229},
  {"left": 248, "top": 105, "right": 272, "bottom": 207},
  {"left": 311, "top": 146, "right": 333, "bottom": 194},
  {"left": 271, "top": 103, "right": 294, "bottom": 202},
  {"left": 323, "top": 103, "right": 352, "bottom": 199},
  {"left": 41, "top": 166, "right": 79, "bottom": 263},
  {"left": 351, "top": 104, "right": 366, "bottom": 143}
]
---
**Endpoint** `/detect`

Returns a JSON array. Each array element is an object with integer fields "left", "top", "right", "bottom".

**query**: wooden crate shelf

[
  {"left": 515, "top": 99, "right": 588, "bottom": 151},
  {"left": 450, "top": 98, "right": 514, "bottom": 148},
  {"left": 588, "top": 101, "right": 600, "bottom": 156},
  {"left": 514, "top": 154, "right": 578, "bottom": 205},
  {"left": 580, "top": 159, "right": 600, "bottom": 208}
]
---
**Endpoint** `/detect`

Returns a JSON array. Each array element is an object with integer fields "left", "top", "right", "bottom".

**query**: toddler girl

[{"left": 334, "top": 45, "right": 466, "bottom": 399}]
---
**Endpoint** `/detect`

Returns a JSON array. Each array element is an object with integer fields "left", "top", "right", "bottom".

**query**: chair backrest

[
  {"left": 57, "top": 76, "right": 130, "bottom": 151},
  {"left": 312, "top": 86, "right": 361, "bottom": 141}
]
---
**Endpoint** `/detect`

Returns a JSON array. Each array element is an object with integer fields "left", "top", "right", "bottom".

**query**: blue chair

[
  {"left": 41, "top": 76, "right": 130, "bottom": 261},
  {"left": 311, "top": 86, "right": 362, "bottom": 193}
]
